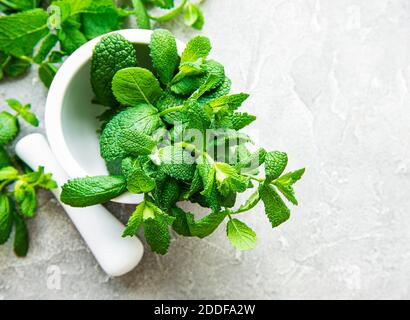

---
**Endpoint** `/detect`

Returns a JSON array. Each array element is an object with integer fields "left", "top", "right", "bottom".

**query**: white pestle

[{"left": 15, "top": 133, "right": 144, "bottom": 277}]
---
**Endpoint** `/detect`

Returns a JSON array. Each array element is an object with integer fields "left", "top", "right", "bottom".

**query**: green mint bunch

[
  {"left": 0, "top": 0, "right": 205, "bottom": 87},
  {"left": 0, "top": 99, "right": 57, "bottom": 257},
  {"left": 60, "top": 30, "right": 305, "bottom": 255}
]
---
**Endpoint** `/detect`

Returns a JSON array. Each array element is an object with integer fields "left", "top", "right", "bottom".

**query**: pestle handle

[{"left": 15, "top": 133, "right": 144, "bottom": 277}]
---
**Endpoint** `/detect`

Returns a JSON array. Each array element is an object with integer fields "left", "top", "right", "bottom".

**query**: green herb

[
  {"left": 0, "top": 99, "right": 57, "bottom": 256},
  {"left": 112, "top": 67, "right": 163, "bottom": 106},
  {"left": 61, "top": 30, "right": 305, "bottom": 255},
  {"left": 0, "top": 0, "right": 206, "bottom": 87},
  {"left": 226, "top": 218, "right": 257, "bottom": 251},
  {"left": 60, "top": 175, "right": 127, "bottom": 207},
  {"left": 149, "top": 28, "right": 179, "bottom": 85},
  {"left": 91, "top": 33, "right": 138, "bottom": 107}
]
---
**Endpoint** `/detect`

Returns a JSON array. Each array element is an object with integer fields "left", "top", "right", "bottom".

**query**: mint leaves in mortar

[{"left": 60, "top": 30, "right": 305, "bottom": 255}]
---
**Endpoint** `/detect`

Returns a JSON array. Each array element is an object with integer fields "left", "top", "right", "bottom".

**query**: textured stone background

[{"left": 1, "top": 0, "right": 410, "bottom": 299}]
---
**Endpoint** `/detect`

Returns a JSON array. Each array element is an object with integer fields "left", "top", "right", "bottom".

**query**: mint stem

[
  {"left": 158, "top": 105, "right": 185, "bottom": 117},
  {"left": 149, "top": 0, "right": 188, "bottom": 22},
  {"left": 243, "top": 174, "right": 264, "bottom": 183}
]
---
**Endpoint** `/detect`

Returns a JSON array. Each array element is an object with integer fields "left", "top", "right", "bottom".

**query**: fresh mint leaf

[
  {"left": 38, "top": 62, "right": 57, "bottom": 88},
  {"left": 191, "top": 6, "right": 204, "bottom": 30},
  {"left": 91, "top": 33, "right": 138, "bottom": 107},
  {"left": 150, "top": 29, "right": 179, "bottom": 85},
  {"left": 183, "top": 167, "right": 202, "bottom": 200},
  {"left": 260, "top": 184, "right": 290, "bottom": 228},
  {"left": 206, "top": 93, "right": 250, "bottom": 113},
  {"left": 226, "top": 218, "right": 257, "bottom": 251},
  {"left": 235, "top": 148, "right": 266, "bottom": 174},
  {"left": 0, "top": 0, "right": 40, "bottom": 11},
  {"left": 184, "top": 100, "right": 211, "bottom": 133},
  {"left": 155, "top": 176, "right": 180, "bottom": 210},
  {"left": 33, "top": 34, "right": 59, "bottom": 64},
  {"left": 127, "top": 167, "right": 156, "bottom": 194},
  {"left": 180, "top": 36, "right": 211, "bottom": 65},
  {"left": 235, "top": 190, "right": 260, "bottom": 214},
  {"left": 0, "top": 194, "right": 12, "bottom": 245},
  {"left": 156, "top": 90, "right": 187, "bottom": 125},
  {"left": 265, "top": 151, "right": 288, "bottom": 183},
  {"left": 112, "top": 67, "right": 163, "bottom": 106},
  {"left": 144, "top": 215, "right": 171, "bottom": 255},
  {"left": 119, "top": 129, "right": 158, "bottom": 157},
  {"left": 13, "top": 211, "right": 28, "bottom": 257},
  {"left": 157, "top": 145, "right": 196, "bottom": 181},
  {"left": 0, "top": 111, "right": 18, "bottom": 146},
  {"left": 188, "top": 210, "right": 227, "bottom": 239},
  {"left": 213, "top": 130, "right": 252, "bottom": 147},
  {"left": 274, "top": 168, "right": 305, "bottom": 205},
  {"left": 0, "top": 166, "right": 18, "bottom": 181},
  {"left": 214, "top": 162, "right": 249, "bottom": 197},
  {"left": 61, "top": 175, "right": 127, "bottom": 207},
  {"left": 171, "top": 60, "right": 225, "bottom": 96},
  {"left": 82, "top": 0, "right": 122, "bottom": 39},
  {"left": 122, "top": 201, "right": 145, "bottom": 237},
  {"left": 0, "top": 9, "right": 49, "bottom": 56},
  {"left": 58, "top": 20, "right": 88, "bottom": 55},
  {"left": 218, "top": 112, "right": 256, "bottom": 130},
  {"left": 2, "top": 55, "right": 31, "bottom": 77},
  {"left": 132, "top": 0, "right": 151, "bottom": 29},
  {"left": 100, "top": 104, "right": 163, "bottom": 161},
  {"left": 197, "top": 163, "right": 220, "bottom": 212},
  {"left": 14, "top": 181, "right": 36, "bottom": 218},
  {"left": 170, "top": 206, "right": 192, "bottom": 236},
  {"left": 198, "top": 77, "right": 232, "bottom": 105}
]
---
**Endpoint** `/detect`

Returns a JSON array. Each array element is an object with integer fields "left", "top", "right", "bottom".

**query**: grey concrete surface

[{"left": 1, "top": 0, "right": 410, "bottom": 299}]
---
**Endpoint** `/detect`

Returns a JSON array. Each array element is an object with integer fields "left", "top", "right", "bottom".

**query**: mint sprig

[{"left": 0, "top": 99, "right": 57, "bottom": 257}]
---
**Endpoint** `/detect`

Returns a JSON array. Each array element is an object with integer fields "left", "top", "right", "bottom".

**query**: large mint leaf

[
  {"left": 132, "top": 0, "right": 150, "bottom": 29},
  {"left": 260, "top": 184, "right": 290, "bottom": 228},
  {"left": 100, "top": 105, "right": 163, "bottom": 161},
  {"left": 61, "top": 175, "right": 127, "bottom": 207},
  {"left": 91, "top": 33, "right": 138, "bottom": 107},
  {"left": 180, "top": 35, "right": 211, "bottom": 65},
  {"left": 144, "top": 216, "right": 171, "bottom": 255},
  {"left": 265, "top": 151, "right": 288, "bottom": 183},
  {"left": 226, "top": 218, "right": 257, "bottom": 251},
  {"left": 0, "top": 9, "right": 49, "bottom": 57},
  {"left": 82, "top": 0, "right": 122, "bottom": 39},
  {"left": 112, "top": 67, "right": 163, "bottom": 106},
  {"left": 150, "top": 29, "right": 179, "bottom": 85}
]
